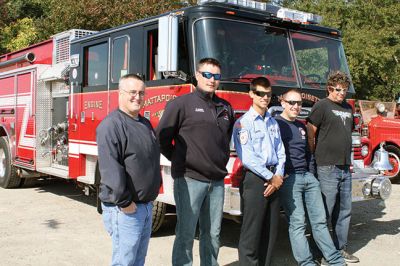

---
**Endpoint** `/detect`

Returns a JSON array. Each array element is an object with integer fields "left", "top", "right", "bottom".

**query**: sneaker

[
  {"left": 340, "top": 250, "right": 360, "bottom": 263},
  {"left": 320, "top": 257, "right": 329, "bottom": 266},
  {"left": 316, "top": 257, "right": 348, "bottom": 266}
]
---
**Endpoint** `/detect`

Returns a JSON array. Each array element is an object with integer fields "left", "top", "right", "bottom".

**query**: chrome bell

[{"left": 372, "top": 143, "right": 393, "bottom": 171}]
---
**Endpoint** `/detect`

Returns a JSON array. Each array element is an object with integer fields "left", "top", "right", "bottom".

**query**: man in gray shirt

[{"left": 96, "top": 74, "right": 161, "bottom": 266}]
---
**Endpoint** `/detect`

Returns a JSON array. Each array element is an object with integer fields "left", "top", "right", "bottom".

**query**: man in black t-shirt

[{"left": 307, "top": 71, "right": 359, "bottom": 264}]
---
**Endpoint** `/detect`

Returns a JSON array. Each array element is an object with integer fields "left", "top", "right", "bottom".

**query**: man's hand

[
  {"left": 263, "top": 183, "right": 277, "bottom": 197},
  {"left": 120, "top": 202, "right": 137, "bottom": 214},
  {"left": 263, "top": 175, "right": 284, "bottom": 197},
  {"left": 270, "top": 175, "right": 283, "bottom": 189}
]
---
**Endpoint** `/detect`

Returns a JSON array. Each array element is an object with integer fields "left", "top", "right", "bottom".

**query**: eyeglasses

[
  {"left": 253, "top": 90, "right": 272, "bottom": 98},
  {"left": 121, "top": 88, "right": 145, "bottom": 98},
  {"left": 329, "top": 86, "right": 348, "bottom": 94},
  {"left": 199, "top": 71, "right": 222, "bottom": 80},
  {"left": 283, "top": 100, "right": 303, "bottom": 106}
]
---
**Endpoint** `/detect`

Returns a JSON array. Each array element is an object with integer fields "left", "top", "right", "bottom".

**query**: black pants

[{"left": 238, "top": 171, "right": 280, "bottom": 266}]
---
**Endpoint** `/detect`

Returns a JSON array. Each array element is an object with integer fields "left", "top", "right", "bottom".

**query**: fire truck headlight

[{"left": 361, "top": 145, "right": 369, "bottom": 157}]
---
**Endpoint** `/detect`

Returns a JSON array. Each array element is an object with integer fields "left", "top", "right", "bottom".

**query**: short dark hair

[
  {"left": 196, "top": 58, "right": 221, "bottom": 71},
  {"left": 250, "top": 77, "right": 271, "bottom": 91},
  {"left": 119, "top": 73, "right": 143, "bottom": 88},
  {"left": 327, "top": 71, "right": 350, "bottom": 89},
  {"left": 282, "top": 88, "right": 301, "bottom": 99}
]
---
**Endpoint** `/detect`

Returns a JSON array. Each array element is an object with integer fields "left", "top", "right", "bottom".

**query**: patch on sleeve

[{"left": 238, "top": 130, "right": 249, "bottom": 145}]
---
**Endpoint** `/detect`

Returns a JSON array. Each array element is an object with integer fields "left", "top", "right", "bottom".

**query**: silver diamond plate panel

[
  {"left": 85, "top": 155, "right": 97, "bottom": 183},
  {"left": 35, "top": 80, "right": 53, "bottom": 168}
]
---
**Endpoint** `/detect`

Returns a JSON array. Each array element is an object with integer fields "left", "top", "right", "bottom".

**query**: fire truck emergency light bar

[{"left": 197, "top": 0, "right": 322, "bottom": 24}]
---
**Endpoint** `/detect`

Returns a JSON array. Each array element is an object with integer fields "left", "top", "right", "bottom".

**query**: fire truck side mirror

[{"left": 158, "top": 15, "right": 178, "bottom": 72}]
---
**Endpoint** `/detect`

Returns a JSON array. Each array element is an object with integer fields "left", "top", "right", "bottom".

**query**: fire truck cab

[{"left": 0, "top": 0, "right": 392, "bottom": 232}]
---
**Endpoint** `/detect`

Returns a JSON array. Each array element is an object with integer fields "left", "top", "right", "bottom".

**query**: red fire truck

[
  {"left": 0, "top": 0, "right": 392, "bottom": 232},
  {"left": 353, "top": 100, "right": 400, "bottom": 183}
]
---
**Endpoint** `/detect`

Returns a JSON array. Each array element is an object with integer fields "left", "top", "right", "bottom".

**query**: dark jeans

[
  {"left": 172, "top": 177, "right": 224, "bottom": 266},
  {"left": 317, "top": 165, "right": 352, "bottom": 250},
  {"left": 238, "top": 171, "right": 280, "bottom": 266}
]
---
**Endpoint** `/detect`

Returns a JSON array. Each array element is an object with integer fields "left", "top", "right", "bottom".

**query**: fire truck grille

[
  {"left": 55, "top": 37, "right": 70, "bottom": 64},
  {"left": 55, "top": 29, "right": 97, "bottom": 64},
  {"left": 353, "top": 146, "right": 363, "bottom": 160}
]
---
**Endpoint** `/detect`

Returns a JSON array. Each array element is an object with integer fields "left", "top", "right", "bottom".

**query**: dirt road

[{"left": 0, "top": 179, "right": 399, "bottom": 266}]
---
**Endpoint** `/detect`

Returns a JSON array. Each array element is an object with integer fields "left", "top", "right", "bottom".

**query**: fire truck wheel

[
  {"left": 152, "top": 201, "right": 166, "bottom": 233},
  {"left": 384, "top": 145, "right": 400, "bottom": 183},
  {"left": 0, "top": 137, "right": 21, "bottom": 188}
]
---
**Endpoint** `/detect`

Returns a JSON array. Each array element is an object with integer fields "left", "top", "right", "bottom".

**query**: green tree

[
  {"left": 0, "top": 17, "right": 39, "bottom": 51},
  {"left": 286, "top": 0, "right": 400, "bottom": 100}
]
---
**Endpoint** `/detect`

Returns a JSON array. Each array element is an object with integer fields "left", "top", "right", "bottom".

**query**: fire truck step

[{"left": 36, "top": 167, "right": 68, "bottom": 179}]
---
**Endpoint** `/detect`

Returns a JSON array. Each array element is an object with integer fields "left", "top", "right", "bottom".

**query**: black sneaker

[{"left": 340, "top": 250, "right": 360, "bottom": 263}]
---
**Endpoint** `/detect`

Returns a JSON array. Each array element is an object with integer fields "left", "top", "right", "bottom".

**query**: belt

[
  {"left": 243, "top": 165, "right": 276, "bottom": 173},
  {"left": 266, "top": 165, "right": 276, "bottom": 173}
]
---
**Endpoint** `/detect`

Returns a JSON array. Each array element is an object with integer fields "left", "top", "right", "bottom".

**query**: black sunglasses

[
  {"left": 284, "top": 100, "right": 303, "bottom": 106},
  {"left": 329, "top": 86, "right": 348, "bottom": 94},
  {"left": 253, "top": 90, "right": 272, "bottom": 98},
  {"left": 200, "top": 71, "right": 222, "bottom": 80}
]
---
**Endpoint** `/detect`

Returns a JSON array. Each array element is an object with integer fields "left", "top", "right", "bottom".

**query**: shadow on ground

[
  {"left": 152, "top": 186, "right": 400, "bottom": 266},
  {"left": 19, "top": 178, "right": 97, "bottom": 208}
]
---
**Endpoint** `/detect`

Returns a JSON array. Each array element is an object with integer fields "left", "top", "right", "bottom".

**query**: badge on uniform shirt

[
  {"left": 299, "top": 127, "right": 306, "bottom": 139},
  {"left": 238, "top": 130, "right": 249, "bottom": 145}
]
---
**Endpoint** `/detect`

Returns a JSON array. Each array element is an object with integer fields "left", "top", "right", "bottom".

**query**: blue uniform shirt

[{"left": 233, "top": 107, "right": 286, "bottom": 180}]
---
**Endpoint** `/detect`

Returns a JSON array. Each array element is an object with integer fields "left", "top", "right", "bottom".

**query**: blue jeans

[
  {"left": 101, "top": 202, "right": 153, "bottom": 266},
  {"left": 279, "top": 172, "right": 344, "bottom": 266},
  {"left": 172, "top": 177, "right": 224, "bottom": 266},
  {"left": 317, "top": 165, "right": 352, "bottom": 250}
]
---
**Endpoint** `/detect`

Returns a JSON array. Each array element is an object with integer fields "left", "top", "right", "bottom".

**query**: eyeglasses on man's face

[
  {"left": 329, "top": 86, "right": 348, "bottom": 94},
  {"left": 284, "top": 100, "right": 302, "bottom": 106},
  {"left": 199, "top": 71, "right": 222, "bottom": 80},
  {"left": 253, "top": 90, "right": 272, "bottom": 98},
  {"left": 121, "top": 88, "right": 145, "bottom": 98}
]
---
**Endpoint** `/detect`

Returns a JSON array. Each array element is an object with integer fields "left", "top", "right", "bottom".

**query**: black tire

[
  {"left": 0, "top": 137, "right": 21, "bottom": 188},
  {"left": 384, "top": 145, "right": 400, "bottom": 183},
  {"left": 152, "top": 201, "right": 167, "bottom": 233}
]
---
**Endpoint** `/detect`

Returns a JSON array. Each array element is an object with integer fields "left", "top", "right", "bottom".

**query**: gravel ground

[{"left": 0, "top": 178, "right": 399, "bottom": 266}]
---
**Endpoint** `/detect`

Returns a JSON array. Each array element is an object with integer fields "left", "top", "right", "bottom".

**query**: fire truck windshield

[
  {"left": 193, "top": 18, "right": 353, "bottom": 92},
  {"left": 291, "top": 32, "right": 353, "bottom": 91}
]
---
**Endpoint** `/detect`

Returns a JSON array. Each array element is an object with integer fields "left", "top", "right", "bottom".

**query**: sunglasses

[
  {"left": 200, "top": 71, "right": 222, "bottom": 80},
  {"left": 329, "top": 86, "right": 348, "bottom": 94},
  {"left": 284, "top": 100, "right": 302, "bottom": 106},
  {"left": 253, "top": 90, "right": 272, "bottom": 98}
]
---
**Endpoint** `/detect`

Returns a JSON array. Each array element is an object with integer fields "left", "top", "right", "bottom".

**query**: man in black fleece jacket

[
  {"left": 157, "top": 58, "right": 234, "bottom": 266},
  {"left": 97, "top": 74, "right": 161, "bottom": 266}
]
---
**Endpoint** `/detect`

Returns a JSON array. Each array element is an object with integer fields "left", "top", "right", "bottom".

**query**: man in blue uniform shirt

[
  {"left": 276, "top": 89, "right": 345, "bottom": 266},
  {"left": 233, "top": 77, "right": 285, "bottom": 266}
]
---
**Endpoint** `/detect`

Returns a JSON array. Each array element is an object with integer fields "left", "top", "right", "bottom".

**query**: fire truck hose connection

[
  {"left": 362, "top": 176, "right": 392, "bottom": 200},
  {"left": 0, "top": 52, "right": 36, "bottom": 68}
]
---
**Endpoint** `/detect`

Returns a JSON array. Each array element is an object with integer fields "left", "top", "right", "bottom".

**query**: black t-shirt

[
  {"left": 307, "top": 98, "right": 353, "bottom": 166},
  {"left": 276, "top": 116, "right": 312, "bottom": 174}
]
